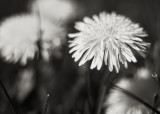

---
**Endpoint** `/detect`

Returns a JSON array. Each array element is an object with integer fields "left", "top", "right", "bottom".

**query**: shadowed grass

[{"left": 0, "top": 80, "right": 18, "bottom": 114}]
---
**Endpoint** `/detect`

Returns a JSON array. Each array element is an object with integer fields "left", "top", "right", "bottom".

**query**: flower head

[
  {"left": 104, "top": 68, "right": 160, "bottom": 114},
  {"left": 68, "top": 12, "right": 150, "bottom": 72},
  {"left": 31, "top": 0, "right": 77, "bottom": 24},
  {"left": 0, "top": 14, "right": 66, "bottom": 64}
]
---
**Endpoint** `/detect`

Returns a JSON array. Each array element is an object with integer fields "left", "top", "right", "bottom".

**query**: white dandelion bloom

[
  {"left": 0, "top": 14, "right": 66, "bottom": 64},
  {"left": 31, "top": 0, "right": 77, "bottom": 23},
  {"left": 68, "top": 12, "right": 150, "bottom": 72},
  {"left": 104, "top": 68, "right": 160, "bottom": 114}
]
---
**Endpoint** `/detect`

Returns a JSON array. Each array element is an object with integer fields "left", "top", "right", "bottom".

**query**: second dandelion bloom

[
  {"left": 68, "top": 12, "right": 150, "bottom": 72},
  {"left": 0, "top": 14, "right": 66, "bottom": 65}
]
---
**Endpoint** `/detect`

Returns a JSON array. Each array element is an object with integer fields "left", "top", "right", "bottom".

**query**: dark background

[{"left": 0, "top": 0, "right": 160, "bottom": 114}]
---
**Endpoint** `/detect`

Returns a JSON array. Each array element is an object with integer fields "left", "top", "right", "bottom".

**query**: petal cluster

[
  {"left": 69, "top": 12, "right": 150, "bottom": 72},
  {"left": 0, "top": 14, "right": 66, "bottom": 64}
]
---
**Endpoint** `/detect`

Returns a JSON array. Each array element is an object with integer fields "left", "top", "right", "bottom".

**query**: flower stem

[
  {"left": 95, "top": 71, "right": 115, "bottom": 114},
  {"left": 95, "top": 81, "right": 106, "bottom": 114},
  {"left": 43, "top": 93, "right": 50, "bottom": 114},
  {"left": 87, "top": 71, "right": 94, "bottom": 112},
  {"left": 0, "top": 80, "right": 18, "bottom": 114}
]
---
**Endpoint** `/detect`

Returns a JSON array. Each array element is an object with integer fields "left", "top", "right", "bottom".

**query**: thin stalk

[
  {"left": 35, "top": 0, "right": 43, "bottom": 60},
  {"left": 95, "top": 71, "right": 114, "bottom": 114},
  {"left": 0, "top": 80, "right": 18, "bottom": 114},
  {"left": 36, "top": 0, "right": 42, "bottom": 39},
  {"left": 108, "top": 82, "right": 160, "bottom": 114},
  {"left": 87, "top": 71, "right": 94, "bottom": 112},
  {"left": 95, "top": 81, "right": 107, "bottom": 114},
  {"left": 43, "top": 93, "right": 50, "bottom": 114}
]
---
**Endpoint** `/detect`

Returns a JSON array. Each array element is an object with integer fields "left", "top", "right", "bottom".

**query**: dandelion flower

[
  {"left": 104, "top": 68, "right": 160, "bottom": 114},
  {"left": 68, "top": 12, "right": 150, "bottom": 72},
  {"left": 31, "top": 0, "right": 76, "bottom": 23},
  {"left": 0, "top": 14, "right": 66, "bottom": 64}
]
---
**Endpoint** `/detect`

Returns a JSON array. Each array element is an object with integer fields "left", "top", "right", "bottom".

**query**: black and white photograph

[{"left": 0, "top": 0, "right": 160, "bottom": 114}]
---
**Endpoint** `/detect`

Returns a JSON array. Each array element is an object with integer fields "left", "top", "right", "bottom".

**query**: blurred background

[{"left": 0, "top": 0, "right": 160, "bottom": 114}]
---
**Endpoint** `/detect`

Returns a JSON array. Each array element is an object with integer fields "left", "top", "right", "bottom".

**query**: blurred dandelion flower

[
  {"left": 31, "top": 0, "right": 77, "bottom": 23},
  {"left": 0, "top": 14, "right": 66, "bottom": 64},
  {"left": 68, "top": 12, "right": 150, "bottom": 72},
  {"left": 104, "top": 68, "right": 160, "bottom": 114},
  {"left": 41, "top": 23, "right": 66, "bottom": 61}
]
